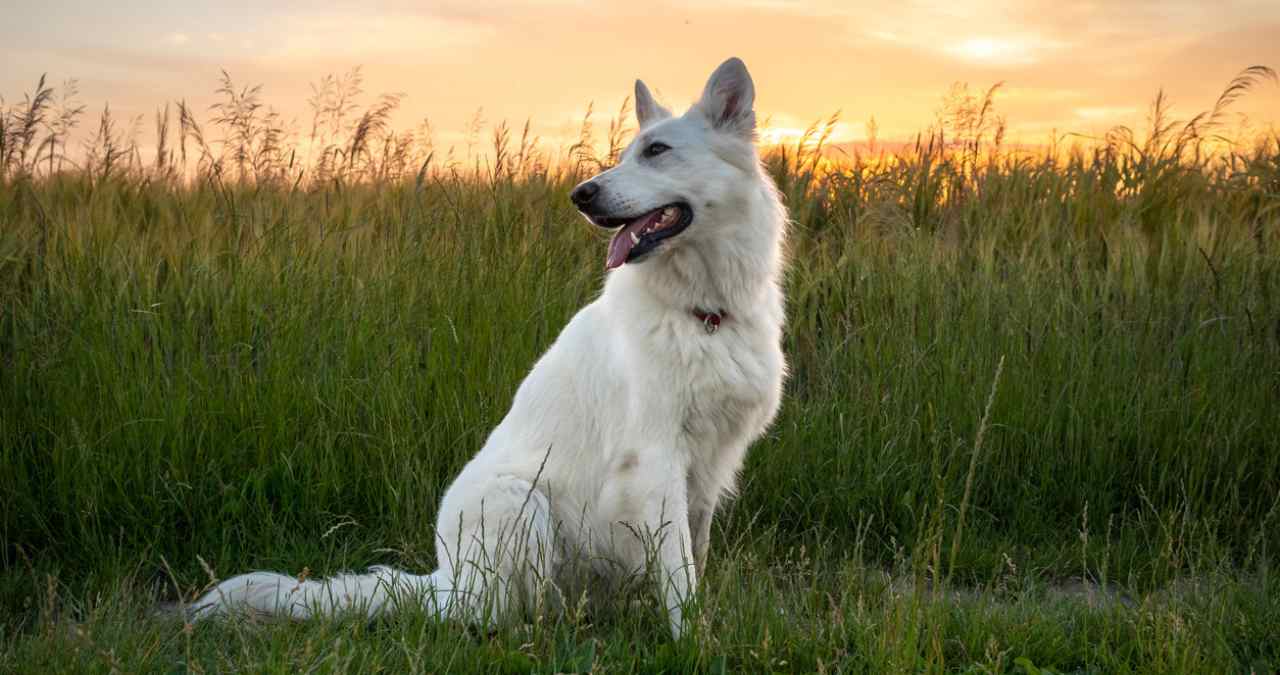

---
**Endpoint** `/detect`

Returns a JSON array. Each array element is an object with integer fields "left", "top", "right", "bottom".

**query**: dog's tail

[{"left": 191, "top": 565, "right": 453, "bottom": 621}]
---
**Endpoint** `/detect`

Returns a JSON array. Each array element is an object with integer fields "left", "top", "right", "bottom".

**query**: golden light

[
  {"left": 1074, "top": 106, "right": 1139, "bottom": 121},
  {"left": 946, "top": 37, "right": 1035, "bottom": 65},
  {"left": 758, "top": 126, "right": 807, "bottom": 146}
]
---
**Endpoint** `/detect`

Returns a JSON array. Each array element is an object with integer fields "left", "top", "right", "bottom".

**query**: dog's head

[{"left": 570, "top": 57, "right": 760, "bottom": 270}]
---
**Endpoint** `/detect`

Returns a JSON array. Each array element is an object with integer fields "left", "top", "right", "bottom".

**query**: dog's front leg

[
  {"left": 601, "top": 455, "right": 696, "bottom": 639},
  {"left": 688, "top": 497, "right": 714, "bottom": 577},
  {"left": 652, "top": 495, "right": 695, "bottom": 639}
]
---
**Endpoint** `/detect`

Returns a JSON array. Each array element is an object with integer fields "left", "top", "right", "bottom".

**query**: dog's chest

[{"left": 638, "top": 319, "right": 782, "bottom": 449}]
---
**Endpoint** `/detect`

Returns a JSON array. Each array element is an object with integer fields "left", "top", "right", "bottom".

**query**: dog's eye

[{"left": 643, "top": 142, "right": 671, "bottom": 158}]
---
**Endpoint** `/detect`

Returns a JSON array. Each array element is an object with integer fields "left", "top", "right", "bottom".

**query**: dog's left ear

[
  {"left": 695, "top": 57, "right": 756, "bottom": 140},
  {"left": 635, "top": 80, "right": 671, "bottom": 128}
]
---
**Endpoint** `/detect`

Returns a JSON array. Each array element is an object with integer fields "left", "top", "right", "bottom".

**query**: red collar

[{"left": 692, "top": 308, "right": 727, "bottom": 334}]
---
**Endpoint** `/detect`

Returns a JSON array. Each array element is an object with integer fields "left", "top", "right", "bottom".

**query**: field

[{"left": 2, "top": 71, "right": 1280, "bottom": 672}]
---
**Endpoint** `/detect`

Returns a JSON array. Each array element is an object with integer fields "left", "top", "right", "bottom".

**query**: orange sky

[{"left": 4, "top": 1, "right": 1279, "bottom": 153}]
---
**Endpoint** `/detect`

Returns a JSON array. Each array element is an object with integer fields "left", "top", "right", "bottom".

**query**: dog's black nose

[{"left": 570, "top": 182, "right": 599, "bottom": 208}]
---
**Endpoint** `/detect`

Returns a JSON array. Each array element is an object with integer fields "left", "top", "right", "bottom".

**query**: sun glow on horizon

[
  {"left": 945, "top": 36, "right": 1041, "bottom": 65},
  {"left": 758, "top": 126, "right": 808, "bottom": 146}
]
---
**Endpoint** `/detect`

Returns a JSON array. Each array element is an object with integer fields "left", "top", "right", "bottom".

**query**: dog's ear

[
  {"left": 694, "top": 57, "right": 756, "bottom": 140},
  {"left": 634, "top": 80, "right": 671, "bottom": 128}
]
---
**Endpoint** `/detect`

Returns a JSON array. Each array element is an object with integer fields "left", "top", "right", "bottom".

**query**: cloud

[
  {"left": 942, "top": 36, "right": 1061, "bottom": 66},
  {"left": 1001, "top": 87, "right": 1084, "bottom": 103},
  {"left": 257, "top": 11, "right": 495, "bottom": 61}
]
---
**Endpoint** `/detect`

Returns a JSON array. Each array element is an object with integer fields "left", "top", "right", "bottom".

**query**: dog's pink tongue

[
  {"left": 605, "top": 210, "right": 661, "bottom": 270},
  {"left": 605, "top": 231, "right": 634, "bottom": 270}
]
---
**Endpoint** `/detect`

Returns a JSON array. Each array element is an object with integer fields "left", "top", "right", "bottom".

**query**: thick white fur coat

[{"left": 194, "top": 57, "right": 787, "bottom": 639}]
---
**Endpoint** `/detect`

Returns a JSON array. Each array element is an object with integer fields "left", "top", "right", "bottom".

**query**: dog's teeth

[{"left": 630, "top": 232, "right": 640, "bottom": 244}]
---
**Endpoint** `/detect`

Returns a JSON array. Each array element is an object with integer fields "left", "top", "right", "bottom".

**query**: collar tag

[{"left": 694, "top": 308, "right": 724, "bottom": 334}]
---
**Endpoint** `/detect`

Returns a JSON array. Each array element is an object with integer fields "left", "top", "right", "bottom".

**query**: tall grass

[{"left": 1, "top": 66, "right": 1279, "bottom": 671}]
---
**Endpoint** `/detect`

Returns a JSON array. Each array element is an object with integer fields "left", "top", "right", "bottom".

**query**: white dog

[{"left": 195, "top": 57, "right": 788, "bottom": 639}]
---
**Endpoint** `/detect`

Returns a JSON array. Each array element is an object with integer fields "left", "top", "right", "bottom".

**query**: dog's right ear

[{"left": 634, "top": 80, "right": 671, "bottom": 128}]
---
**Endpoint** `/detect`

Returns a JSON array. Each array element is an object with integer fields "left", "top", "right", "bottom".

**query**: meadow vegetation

[{"left": 2, "top": 66, "right": 1279, "bottom": 672}]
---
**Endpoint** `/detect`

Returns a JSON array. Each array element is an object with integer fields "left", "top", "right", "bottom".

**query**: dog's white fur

[{"left": 194, "top": 57, "right": 787, "bottom": 638}]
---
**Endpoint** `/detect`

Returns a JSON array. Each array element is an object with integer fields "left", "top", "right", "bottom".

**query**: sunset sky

[{"left": 4, "top": 0, "right": 1278, "bottom": 152}]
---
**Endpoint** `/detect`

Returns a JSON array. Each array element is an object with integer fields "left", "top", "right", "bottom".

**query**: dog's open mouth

[{"left": 595, "top": 203, "right": 692, "bottom": 269}]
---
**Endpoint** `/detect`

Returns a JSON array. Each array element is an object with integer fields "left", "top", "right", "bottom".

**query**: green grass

[{"left": 2, "top": 70, "right": 1280, "bottom": 671}]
